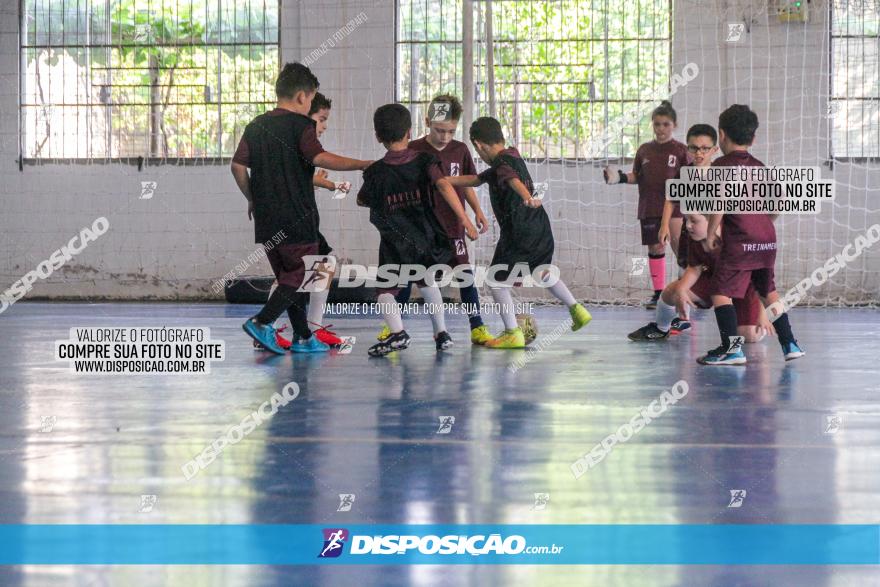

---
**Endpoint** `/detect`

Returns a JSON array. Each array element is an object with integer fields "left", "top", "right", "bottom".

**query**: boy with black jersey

[
  {"left": 438, "top": 117, "right": 592, "bottom": 348},
  {"left": 357, "top": 104, "right": 479, "bottom": 357},
  {"left": 698, "top": 104, "right": 804, "bottom": 365},
  {"left": 231, "top": 62, "right": 371, "bottom": 355}
]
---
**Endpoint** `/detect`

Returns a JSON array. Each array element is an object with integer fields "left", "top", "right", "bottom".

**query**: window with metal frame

[
  {"left": 20, "top": 0, "right": 279, "bottom": 162},
  {"left": 396, "top": 0, "right": 673, "bottom": 160},
  {"left": 831, "top": 0, "right": 880, "bottom": 159}
]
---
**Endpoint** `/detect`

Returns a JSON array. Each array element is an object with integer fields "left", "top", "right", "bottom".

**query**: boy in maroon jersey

[
  {"left": 628, "top": 213, "right": 773, "bottom": 343},
  {"left": 375, "top": 95, "right": 494, "bottom": 346},
  {"left": 231, "top": 63, "right": 372, "bottom": 355},
  {"left": 357, "top": 104, "right": 479, "bottom": 356},
  {"left": 698, "top": 104, "right": 804, "bottom": 365},
  {"left": 604, "top": 101, "right": 691, "bottom": 309}
]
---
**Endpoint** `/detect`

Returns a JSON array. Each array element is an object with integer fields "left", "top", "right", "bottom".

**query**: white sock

[
  {"left": 491, "top": 287, "right": 518, "bottom": 330},
  {"left": 656, "top": 298, "right": 677, "bottom": 332},
  {"left": 378, "top": 293, "right": 403, "bottom": 333},
  {"left": 417, "top": 285, "right": 446, "bottom": 335},
  {"left": 545, "top": 277, "right": 577, "bottom": 307},
  {"left": 307, "top": 289, "right": 329, "bottom": 330}
]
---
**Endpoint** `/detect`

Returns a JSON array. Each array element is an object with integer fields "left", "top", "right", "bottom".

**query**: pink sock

[{"left": 649, "top": 255, "right": 666, "bottom": 291}]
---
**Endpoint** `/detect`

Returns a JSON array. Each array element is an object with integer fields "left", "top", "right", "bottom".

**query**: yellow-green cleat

[
  {"left": 485, "top": 327, "right": 526, "bottom": 349},
  {"left": 569, "top": 303, "right": 592, "bottom": 331},
  {"left": 376, "top": 324, "right": 391, "bottom": 341},
  {"left": 470, "top": 325, "right": 494, "bottom": 346}
]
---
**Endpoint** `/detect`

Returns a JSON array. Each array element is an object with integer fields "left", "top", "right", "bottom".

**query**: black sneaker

[
  {"left": 627, "top": 322, "right": 670, "bottom": 341},
  {"left": 669, "top": 317, "right": 692, "bottom": 335},
  {"left": 644, "top": 291, "right": 661, "bottom": 310},
  {"left": 435, "top": 331, "right": 454, "bottom": 351},
  {"left": 697, "top": 339, "right": 747, "bottom": 365},
  {"left": 368, "top": 330, "right": 411, "bottom": 357}
]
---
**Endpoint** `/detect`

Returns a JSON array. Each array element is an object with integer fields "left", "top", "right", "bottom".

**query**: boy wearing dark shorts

[
  {"left": 439, "top": 117, "right": 591, "bottom": 348},
  {"left": 231, "top": 63, "right": 371, "bottom": 355},
  {"left": 357, "top": 104, "right": 479, "bottom": 357},
  {"left": 379, "top": 95, "right": 494, "bottom": 345},
  {"left": 698, "top": 104, "right": 804, "bottom": 365}
]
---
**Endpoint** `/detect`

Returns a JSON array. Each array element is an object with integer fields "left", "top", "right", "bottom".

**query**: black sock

[
  {"left": 256, "top": 284, "right": 299, "bottom": 326},
  {"left": 286, "top": 292, "right": 312, "bottom": 340},
  {"left": 653, "top": 290, "right": 662, "bottom": 298},
  {"left": 774, "top": 312, "right": 796, "bottom": 345},
  {"left": 714, "top": 304, "right": 738, "bottom": 349}
]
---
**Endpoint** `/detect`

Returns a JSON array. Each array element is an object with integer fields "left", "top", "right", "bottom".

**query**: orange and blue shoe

[{"left": 312, "top": 323, "right": 345, "bottom": 348}]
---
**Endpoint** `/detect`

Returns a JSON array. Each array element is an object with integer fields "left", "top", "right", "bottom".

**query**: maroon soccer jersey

[
  {"left": 632, "top": 139, "right": 690, "bottom": 219},
  {"left": 712, "top": 151, "right": 777, "bottom": 270},
  {"left": 409, "top": 136, "right": 477, "bottom": 239}
]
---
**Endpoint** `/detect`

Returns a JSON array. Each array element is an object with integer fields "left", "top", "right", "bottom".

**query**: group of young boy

[
  {"left": 231, "top": 61, "right": 804, "bottom": 366},
  {"left": 231, "top": 62, "right": 590, "bottom": 359},
  {"left": 605, "top": 102, "right": 805, "bottom": 365}
]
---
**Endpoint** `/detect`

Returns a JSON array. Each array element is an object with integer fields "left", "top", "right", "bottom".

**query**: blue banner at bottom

[{"left": 0, "top": 525, "right": 877, "bottom": 565}]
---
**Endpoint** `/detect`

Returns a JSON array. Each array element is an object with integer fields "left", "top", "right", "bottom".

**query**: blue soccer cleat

[
  {"left": 291, "top": 334, "right": 330, "bottom": 353},
  {"left": 781, "top": 340, "right": 805, "bottom": 361},
  {"left": 243, "top": 318, "right": 286, "bottom": 355},
  {"left": 697, "top": 339, "right": 747, "bottom": 366}
]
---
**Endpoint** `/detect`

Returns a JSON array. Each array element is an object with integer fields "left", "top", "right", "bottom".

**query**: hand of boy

[
  {"left": 706, "top": 232, "right": 721, "bottom": 251},
  {"left": 603, "top": 165, "right": 620, "bottom": 185},
  {"left": 674, "top": 288, "right": 694, "bottom": 318},
  {"left": 464, "top": 220, "right": 479, "bottom": 241},
  {"left": 475, "top": 211, "right": 490, "bottom": 234},
  {"left": 247, "top": 200, "right": 254, "bottom": 220},
  {"left": 525, "top": 197, "right": 543, "bottom": 209},
  {"left": 658, "top": 223, "right": 670, "bottom": 246}
]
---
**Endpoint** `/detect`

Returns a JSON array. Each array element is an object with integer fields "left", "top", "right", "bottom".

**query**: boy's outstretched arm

[
  {"left": 442, "top": 174, "right": 482, "bottom": 188},
  {"left": 314, "top": 151, "right": 373, "bottom": 172},
  {"left": 230, "top": 162, "right": 254, "bottom": 219},
  {"left": 506, "top": 177, "right": 542, "bottom": 208},
  {"left": 435, "top": 179, "right": 479, "bottom": 240},
  {"left": 463, "top": 187, "right": 489, "bottom": 233}
]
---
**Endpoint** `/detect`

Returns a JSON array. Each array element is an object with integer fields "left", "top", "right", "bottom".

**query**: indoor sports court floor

[{"left": 1, "top": 302, "right": 878, "bottom": 586}]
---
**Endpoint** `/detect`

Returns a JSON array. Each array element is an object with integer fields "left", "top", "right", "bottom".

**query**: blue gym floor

[{"left": 0, "top": 302, "right": 878, "bottom": 586}]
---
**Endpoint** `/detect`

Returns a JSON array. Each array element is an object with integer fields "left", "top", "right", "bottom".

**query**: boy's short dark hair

[
  {"left": 309, "top": 92, "right": 332, "bottom": 115},
  {"left": 428, "top": 94, "right": 463, "bottom": 122},
  {"left": 718, "top": 104, "right": 759, "bottom": 146},
  {"left": 275, "top": 63, "right": 319, "bottom": 100},
  {"left": 469, "top": 117, "right": 505, "bottom": 145},
  {"left": 686, "top": 123, "right": 718, "bottom": 144},
  {"left": 652, "top": 100, "right": 677, "bottom": 124},
  {"left": 374, "top": 104, "right": 412, "bottom": 143}
]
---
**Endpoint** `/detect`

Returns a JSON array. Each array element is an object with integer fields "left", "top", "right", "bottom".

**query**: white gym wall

[{"left": 0, "top": 0, "right": 877, "bottom": 304}]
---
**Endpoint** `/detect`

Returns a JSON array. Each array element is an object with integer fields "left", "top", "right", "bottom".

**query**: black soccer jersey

[
  {"left": 237, "top": 110, "right": 324, "bottom": 246},
  {"left": 478, "top": 147, "right": 554, "bottom": 278},
  {"left": 358, "top": 150, "right": 454, "bottom": 269}
]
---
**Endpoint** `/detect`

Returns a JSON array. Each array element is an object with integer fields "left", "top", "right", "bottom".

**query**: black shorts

[{"left": 640, "top": 217, "right": 661, "bottom": 246}]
